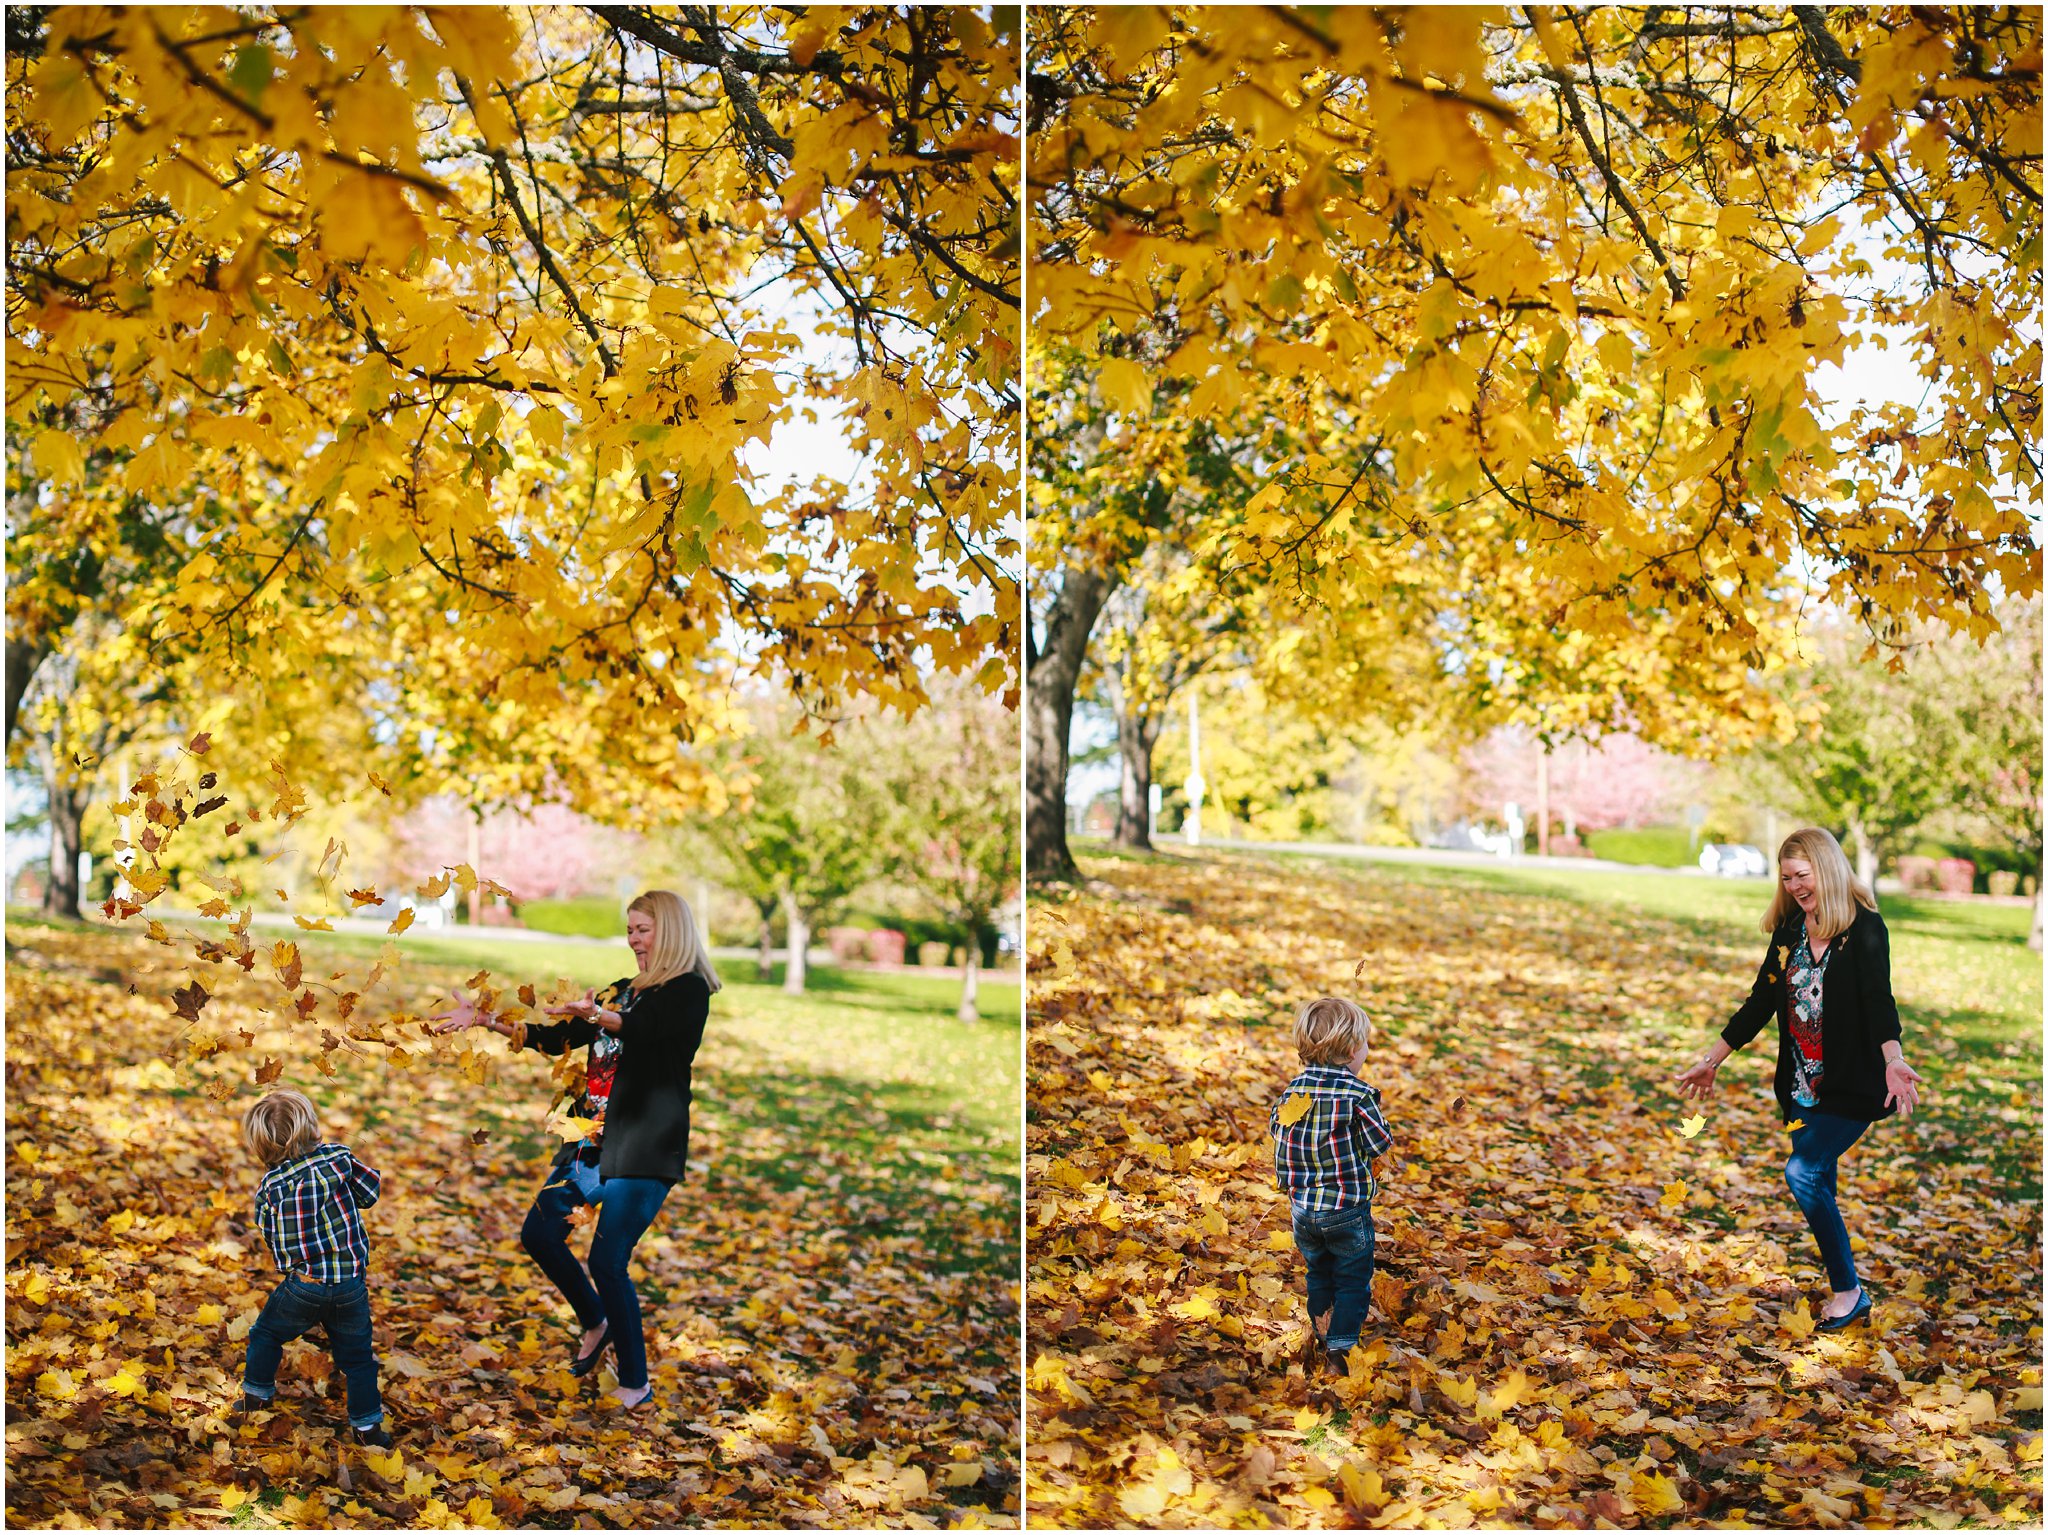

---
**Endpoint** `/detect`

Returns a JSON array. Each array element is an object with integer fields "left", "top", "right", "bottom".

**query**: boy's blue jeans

[
  {"left": 1292, "top": 1201, "right": 1375, "bottom": 1360},
  {"left": 242, "top": 1274, "right": 383, "bottom": 1429},
  {"left": 1786, "top": 1112, "right": 1871, "bottom": 1293},
  {"left": 521, "top": 1157, "right": 671, "bottom": 1390}
]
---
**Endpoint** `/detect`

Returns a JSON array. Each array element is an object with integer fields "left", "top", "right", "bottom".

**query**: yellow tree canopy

[
  {"left": 8, "top": 4, "right": 1020, "bottom": 798},
  {"left": 1029, "top": 4, "right": 2040, "bottom": 748}
]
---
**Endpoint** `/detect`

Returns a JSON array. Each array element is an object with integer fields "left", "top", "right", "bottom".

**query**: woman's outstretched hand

[
  {"left": 545, "top": 988, "right": 600, "bottom": 1022},
  {"left": 1884, "top": 1057, "right": 1924, "bottom": 1117},
  {"left": 429, "top": 993, "right": 513, "bottom": 1038}
]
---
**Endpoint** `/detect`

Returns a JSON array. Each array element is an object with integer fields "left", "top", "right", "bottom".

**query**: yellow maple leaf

[
  {"left": 1676, "top": 1113, "right": 1707, "bottom": 1138},
  {"left": 35, "top": 1369, "right": 78, "bottom": 1399},
  {"left": 1780, "top": 1297, "right": 1817, "bottom": 1340},
  {"left": 1277, "top": 1092, "right": 1312, "bottom": 1126},
  {"left": 219, "top": 1488, "right": 251, "bottom": 1512},
  {"left": 1632, "top": 1470, "right": 1686, "bottom": 1516},
  {"left": 293, "top": 915, "right": 334, "bottom": 932},
  {"left": 1097, "top": 356, "right": 1153, "bottom": 416},
  {"left": 388, "top": 907, "right": 415, "bottom": 936},
  {"left": 1787, "top": 1118, "right": 1807, "bottom": 1132}
]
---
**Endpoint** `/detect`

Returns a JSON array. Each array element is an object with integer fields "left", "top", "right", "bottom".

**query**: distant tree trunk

[
  {"left": 754, "top": 901, "right": 777, "bottom": 983},
  {"left": 43, "top": 771, "right": 85, "bottom": 920},
  {"left": 1845, "top": 816, "right": 1879, "bottom": 890},
  {"left": 1027, "top": 565, "right": 1112, "bottom": 878},
  {"left": 957, "top": 938, "right": 981, "bottom": 1023},
  {"left": 1114, "top": 706, "right": 1166, "bottom": 851},
  {"left": 2030, "top": 892, "right": 2042, "bottom": 953},
  {"left": 782, "top": 894, "right": 810, "bottom": 995}
]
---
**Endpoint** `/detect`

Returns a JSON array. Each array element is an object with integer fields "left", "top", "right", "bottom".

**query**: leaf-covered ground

[
  {"left": 5, "top": 915, "right": 1021, "bottom": 1529},
  {"left": 1025, "top": 849, "right": 2042, "bottom": 1529}
]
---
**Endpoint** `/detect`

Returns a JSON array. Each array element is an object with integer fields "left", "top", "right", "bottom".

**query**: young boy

[
  {"left": 237, "top": 1090, "right": 393, "bottom": 1448},
  {"left": 1271, "top": 997, "right": 1393, "bottom": 1371}
]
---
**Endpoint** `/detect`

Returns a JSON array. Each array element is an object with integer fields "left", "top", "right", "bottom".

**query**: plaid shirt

[
  {"left": 1271, "top": 1065, "right": 1393, "bottom": 1213},
  {"left": 254, "top": 1143, "right": 380, "bottom": 1282}
]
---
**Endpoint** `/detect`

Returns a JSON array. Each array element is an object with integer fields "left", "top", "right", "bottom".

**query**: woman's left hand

[
  {"left": 545, "top": 988, "right": 600, "bottom": 1022},
  {"left": 1884, "top": 1057, "right": 1923, "bottom": 1117}
]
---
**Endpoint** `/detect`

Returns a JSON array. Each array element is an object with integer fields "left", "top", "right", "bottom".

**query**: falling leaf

[
  {"left": 255, "top": 1057, "right": 283, "bottom": 1085},
  {"left": 170, "top": 981, "right": 209, "bottom": 1023},
  {"left": 1787, "top": 1118, "right": 1807, "bottom": 1132},
  {"left": 1677, "top": 1113, "right": 1707, "bottom": 1138},
  {"left": 293, "top": 915, "right": 334, "bottom": 932},
  {"left": 388, "top": 907, "right": 415, "bottom": 936}
]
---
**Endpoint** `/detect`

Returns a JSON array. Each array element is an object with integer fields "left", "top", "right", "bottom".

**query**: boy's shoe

[{"left": 353, "top": 1424, "right": 396, "bottom": 1450}]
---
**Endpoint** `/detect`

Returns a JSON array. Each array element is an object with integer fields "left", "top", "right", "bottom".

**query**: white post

[{"left": 1185, "top": 692, "right": 1205, "bottom": 847}]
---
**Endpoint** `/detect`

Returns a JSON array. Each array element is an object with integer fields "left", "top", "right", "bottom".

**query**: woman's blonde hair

[
  {"left": 242, "top": 1090, "right": 320, "bottom": 1167},
  {"left": 628, "top": 889, "right": 722, "bottom": 993},
  {"left": 1763, "top": 827, "right": 1877, "bottom": 941},
  {"left": 1294, "top": 997, "right": 1372, "bottom": 1066}
]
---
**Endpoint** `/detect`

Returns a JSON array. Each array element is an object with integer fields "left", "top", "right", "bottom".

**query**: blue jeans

[
  {"left": 1292, "top": 1201, "right": 1375, "bottom": 1359},
  {"left": 1786, "top": 1112, "right": 1871, "bottom": 1293},
  {"left": 243, "top": 1274, "right": 383, "bottom": 1429},
  {"left": 521, "top": 1158, "right": 671, "bottom": 1390}
]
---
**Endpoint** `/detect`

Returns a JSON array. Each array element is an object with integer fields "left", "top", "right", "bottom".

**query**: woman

[
  {"left": 1675, "top": 828, "right": 1922, "bottom": 1331},
  {"left": 433, "top": 889, "right": 719, "bottom": 1407}
]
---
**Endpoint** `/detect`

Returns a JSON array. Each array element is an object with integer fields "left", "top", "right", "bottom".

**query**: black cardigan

[
  {"left": 523, "top": 972, "right": 711, "bottom": 1183},
  {"left": 1722, "top": 905, "right": 1903, "bottom": 1123}
]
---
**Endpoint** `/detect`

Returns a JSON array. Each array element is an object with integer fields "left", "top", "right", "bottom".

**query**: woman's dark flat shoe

[
  {"left": 1818, "top": 1290, "right": 1872, "bottom": 1332},
  {"left": 569, "top": 1323, "right": 612, "bottom": 1376}
]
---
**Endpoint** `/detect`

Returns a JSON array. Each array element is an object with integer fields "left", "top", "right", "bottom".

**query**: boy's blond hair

[
  {"left": 242, "top": 1090, "right": 320, "bottom": 1167},
  {"left": 1294, "top": 997, "right": 1371, "bottom": 1066}
]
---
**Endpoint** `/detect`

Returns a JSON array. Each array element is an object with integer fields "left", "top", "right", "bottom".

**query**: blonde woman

[
  {"left": 1676, "top": 829, "right": 1923, "bottom": 1332},
  {"left": 433, "top": 890, "right": 720, "bottom": 1408}
]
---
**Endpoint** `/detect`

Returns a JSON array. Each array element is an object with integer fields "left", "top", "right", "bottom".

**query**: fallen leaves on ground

[
  {"left": 1026, "top": 851, "right": 2041, "bottom": 1529},
  {"left": 5, "top": 921, "right": 1018, "bottom": 1528}
]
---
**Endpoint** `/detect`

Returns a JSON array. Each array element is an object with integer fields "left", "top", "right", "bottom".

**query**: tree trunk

[
  {"left": 1026, "top": 564, "right": 1113, "bottom": 878},
  {"left": 1114, "top": 705, "right": 1165, "bottom": 850},
  {"left": 6, "top": 633, "right": 49, "bottom": 756},
  {"left": 2030, "top": 891, "right": 2042, "bottom": 952},
  {"left": 781, "top": 894, "right": 810, "bottom": 995},
  {"left": 755, "top": 903, "right": 777, "bottom": 983},
  {"left": 957, "top": 940, "right": 981, "bottom": 1023},
  {"left": 42, "top": 770, "right": 86, "bottom": 920}
]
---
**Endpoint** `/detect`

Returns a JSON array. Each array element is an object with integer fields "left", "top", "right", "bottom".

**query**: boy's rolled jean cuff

[{"left": 237, "top": 1379, "right": 383, "bottom": 1430}]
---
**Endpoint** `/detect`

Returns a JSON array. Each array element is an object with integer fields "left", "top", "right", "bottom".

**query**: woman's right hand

[{"left": 1673, "top": 1056, "right": 1720, "bottom": 1100}]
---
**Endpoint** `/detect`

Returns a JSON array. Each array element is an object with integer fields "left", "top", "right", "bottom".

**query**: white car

[{"left": 1699, "top": 843, "right": 1768, "bottom": 878}]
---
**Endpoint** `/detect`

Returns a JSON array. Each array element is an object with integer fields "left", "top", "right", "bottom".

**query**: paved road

[{"left": 1076, "top": 834, "right": 1767, "bottom": 882}]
